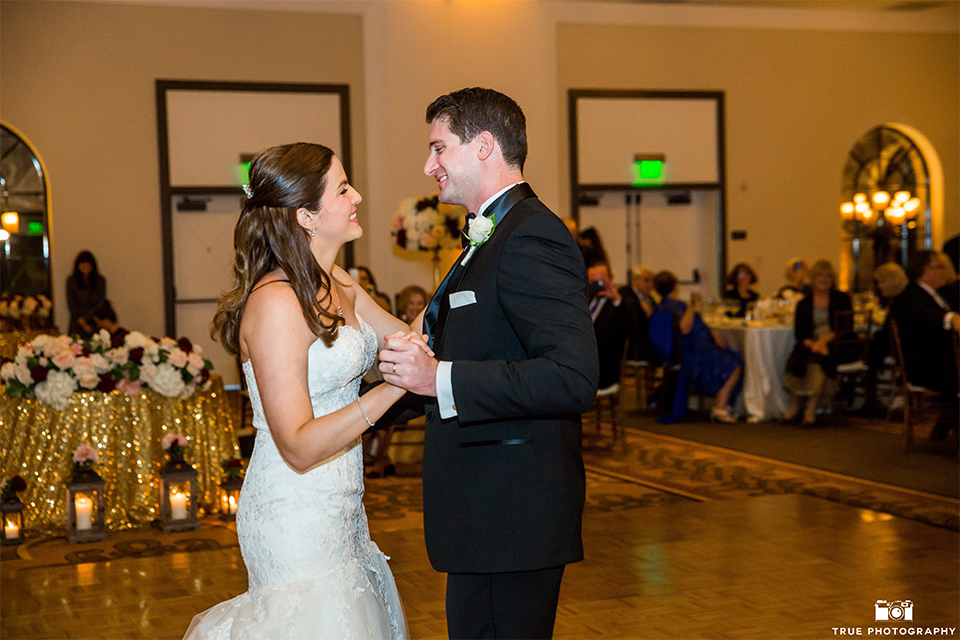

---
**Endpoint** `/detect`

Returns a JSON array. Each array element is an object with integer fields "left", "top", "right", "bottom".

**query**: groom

[{"left": 380, "top": 87, "right": 599, "bottom": 639}]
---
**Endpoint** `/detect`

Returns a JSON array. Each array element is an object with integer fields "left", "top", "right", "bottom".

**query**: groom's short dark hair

[{"left": 426, "top": 87, "right": 527, "bottom": 173}]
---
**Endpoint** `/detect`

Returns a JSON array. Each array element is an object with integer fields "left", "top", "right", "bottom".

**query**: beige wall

[
  {"left": 1, "top": 0, "right": 956, "bottom": 339},
  {"left": 0, "top": 0, "right": 365, "bottom": 337}
]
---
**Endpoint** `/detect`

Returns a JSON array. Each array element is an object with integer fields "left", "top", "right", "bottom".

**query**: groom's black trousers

[{"left": 445, "top": 565, "right": 565, "bottom": 639}]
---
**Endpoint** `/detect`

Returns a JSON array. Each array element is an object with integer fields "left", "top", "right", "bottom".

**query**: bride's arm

[{"left": 241, "top": 284, "right": 406, "bottom": 473}]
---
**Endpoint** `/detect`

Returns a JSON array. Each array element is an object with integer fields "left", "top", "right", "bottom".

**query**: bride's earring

[{"left": 309, "top": 228, "right": 316, "bottom": 237}]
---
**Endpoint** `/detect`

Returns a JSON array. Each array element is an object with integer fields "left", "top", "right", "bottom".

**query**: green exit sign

[{"left": 632, "top": 154, "right": 666, "bottom": 186}]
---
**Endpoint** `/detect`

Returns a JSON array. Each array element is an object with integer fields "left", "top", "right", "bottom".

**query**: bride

[{"left": 185, "top": 142, "right": 423, "bottom": 639}]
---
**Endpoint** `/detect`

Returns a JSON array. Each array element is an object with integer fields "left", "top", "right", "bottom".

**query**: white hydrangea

[
  {"left": 34, "top": 371, "right": 78, "bottom": 411},
  {"left": 149, "top": 362, "right": 185, "bottom": 397}
]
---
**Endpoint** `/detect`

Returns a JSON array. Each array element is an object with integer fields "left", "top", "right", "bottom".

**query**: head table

[
  {"left": 703, "top": 315, "right": 796, "bottom": 423},
  {"left": 0, "top": 374, "right": 239, "bottom": 536}
]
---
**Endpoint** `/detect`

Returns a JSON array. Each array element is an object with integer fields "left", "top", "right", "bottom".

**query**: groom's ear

[{"left": 476, "top": 131, "right": 495, "bottom": 162}]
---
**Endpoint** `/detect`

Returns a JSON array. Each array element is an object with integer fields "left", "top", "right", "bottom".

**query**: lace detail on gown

[{"left": 184, "top": 317, "right": 407, "bottom": 640}]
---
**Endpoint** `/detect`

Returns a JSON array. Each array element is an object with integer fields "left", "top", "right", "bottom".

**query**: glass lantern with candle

[
  {"left": 1, "top": 499, "right": 24, "bottom": 545},
  {"left": 66, "top": 467, "right": 108, "bottom": 543},
  {"left": 218, "top": 458, "right": 244, "bottom": 522},
  {"left": 1, "top": 475, "right": 27, "bottom": 546},
  {"left": 158, "top": 456, "right": 200, "bottom": 532}
]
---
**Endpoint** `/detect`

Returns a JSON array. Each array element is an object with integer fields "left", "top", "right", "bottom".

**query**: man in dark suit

[
  {"left": 587, "top": 261, "right": 628, "bottom": 390},
  {"left": 380, "top": 87, "right": 599, "bottom": 639},
  {"left": 618, "top": 265, "right": 661, "bottom": 365},
  {"left": 889, "top": 250, "right": 960, "bottom": 439},
  {"left": 939, "top": 234, "right": 959, "bottom": 312}
]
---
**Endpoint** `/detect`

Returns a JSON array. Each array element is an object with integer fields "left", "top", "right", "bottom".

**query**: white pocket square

[{"left": 449, "top": 291, "right": 477, "bottom": 309}]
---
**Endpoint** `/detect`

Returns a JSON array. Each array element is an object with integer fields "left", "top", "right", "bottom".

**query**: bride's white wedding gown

[{"left": 184, "top": 317, "right": 407, "bottom": 640}]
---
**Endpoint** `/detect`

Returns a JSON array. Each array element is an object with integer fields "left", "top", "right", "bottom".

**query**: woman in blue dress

[{"left": 653, "top": 271, "right": 744, "bottom": 423}]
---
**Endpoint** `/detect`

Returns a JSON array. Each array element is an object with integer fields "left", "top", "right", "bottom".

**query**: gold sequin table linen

[
  {"left": 0, "top": 329, "right": 55, "bottom": 360},
  {"left": 0, "top": 375, "right": 239, "bottom": 535}
]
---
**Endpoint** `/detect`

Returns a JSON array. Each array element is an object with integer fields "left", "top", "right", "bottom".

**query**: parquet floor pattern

[{"left": 2, "top": 471, "right": 958, "bottom": 640}]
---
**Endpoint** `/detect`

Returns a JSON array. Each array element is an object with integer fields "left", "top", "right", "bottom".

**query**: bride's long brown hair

[{"left": 211, "top": 143, "right": 345, "bottom": 355}]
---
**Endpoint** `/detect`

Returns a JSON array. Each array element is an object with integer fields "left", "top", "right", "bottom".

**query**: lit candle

[
  {"left": 228, "top": 495, "right": 237, "bottom": 515},
  {"left": 4, "top": 519, "right": 20, "bottom": 540},
  {"left": 75, "top": 496, "right": 93, "bottom": 531},
  {"left": 170, "top": 491, "right": 187, "bottom": 520}
]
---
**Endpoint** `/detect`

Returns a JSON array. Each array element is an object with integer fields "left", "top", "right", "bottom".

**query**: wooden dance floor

[{"left": 2, "top": 479, "right": 958, "bottom": 639}]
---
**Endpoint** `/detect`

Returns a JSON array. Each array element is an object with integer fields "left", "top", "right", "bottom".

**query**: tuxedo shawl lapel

[{"left": 424, "top": 183, "right": 537, "bottom": 350}]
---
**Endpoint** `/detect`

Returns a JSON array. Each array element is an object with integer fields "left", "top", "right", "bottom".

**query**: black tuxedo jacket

[
  {"left": 422, "top": 184, "right": 599, "bottom": 574},
  {"left": 889, "top": 281, "right": 959, "bottom": 394}
]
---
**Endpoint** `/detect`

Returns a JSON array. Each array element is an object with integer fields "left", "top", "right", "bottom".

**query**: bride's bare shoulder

[{"left": 241, "top": 278, "right": 313, "bottom": 345}]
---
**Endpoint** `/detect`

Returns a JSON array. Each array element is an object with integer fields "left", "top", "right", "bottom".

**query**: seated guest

[
  {"left": 782, "top": 260, "right": 853, "bottom": 425},
  {"left": 396, "top": 284, "right": 428, "bottom": 324},
  {"left": 619, "top": 265, "right": 661, "bottom": 364},
  {"left": 874, "top": 262, "right": 909, "bottom": 307},
  {"left": 724, "top": 262, "right": 759, "bottom": 317},
  {"left": 653, "top": 270, "right": 743, "bottom": 423},
  {"left": 937, "top": 249, "right": 959, "bottom": 313},
  {"left": 91, "top": 300, "right": 127, "bottom": 341},
  {"left": 371, "top": 290, "right": 393, "bottom": 314},
  {"left": 776, "top": 258, "right": 809, "bottom": 298},
  {"left": 578, "top": 227, "right": 609, "bottom": 270},
  {"left": 868, "top": 262, "right": 909, "bottom": 370},
  {"left": 889, "top": 250, "right": 960, "bottom": 440},
  {"left": 587, "top": 262, "right": 628, "bottom": 391}
]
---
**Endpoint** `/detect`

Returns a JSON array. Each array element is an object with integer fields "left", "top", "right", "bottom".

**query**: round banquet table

[
  {"left": 0, "top": 374, "right": 239, "bottom": 535},
  {"left": 705, "top": 316, "right": 795, "bottom": 423}
]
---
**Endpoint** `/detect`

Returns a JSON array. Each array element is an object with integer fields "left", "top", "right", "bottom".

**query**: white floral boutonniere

[
  {"left": 461, "top": 214, "right": 496, "bottom": 266},
  {"left": 465, "top": 214, "right": 495, "bottom": 247}
]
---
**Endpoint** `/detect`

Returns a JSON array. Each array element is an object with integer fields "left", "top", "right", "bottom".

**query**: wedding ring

[{"left": 392, "top": 363, "right": 397, "bottom": 375}]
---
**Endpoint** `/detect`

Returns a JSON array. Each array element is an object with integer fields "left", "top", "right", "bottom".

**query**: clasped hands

[
  {"left": 804, "top": 336, "right": 831, "bottom": 356},
  {"left": 379, "top": 331, "right": 439, "bottom": 397}
]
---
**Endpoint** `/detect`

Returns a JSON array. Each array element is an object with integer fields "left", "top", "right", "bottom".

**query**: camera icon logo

[{"left": 875, "top": 600, "right": 913, "bottom": 621}]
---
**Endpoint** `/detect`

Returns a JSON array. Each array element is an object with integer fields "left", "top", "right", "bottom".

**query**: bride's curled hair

[{"left": 211, "top": 142, "right": 345, "bottom": 355}]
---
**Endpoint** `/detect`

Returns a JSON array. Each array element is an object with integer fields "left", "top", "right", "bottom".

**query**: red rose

[
  {"left": 30, "top": 366, "right": 48, "bottom": 383},
  {"left": 128, "top": 347, "right": 144, "bottom": 364},
  {"left": 97, "top": 373, "right": 116, "bottom": 393},
  {"left": 178, "top": 337, "right": 193, "bottom": 353},
  {"left": 11, "top": 476, "right": 26, "bottom": 492}
]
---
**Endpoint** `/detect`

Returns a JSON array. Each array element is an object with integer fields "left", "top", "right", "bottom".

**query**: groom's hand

[{"left": 379, "top": 331, "right": 439, "bottom": 397}]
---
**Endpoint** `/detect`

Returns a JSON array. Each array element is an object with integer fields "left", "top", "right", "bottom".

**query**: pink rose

[
  {"left": 52, "top": 352, "right": 76, "bottom": 370},
  {"left": 116, "top": 376, "right": 143, "bottom": 395},
  {"left": 167, "top": 349, "right": 188, "bottom": 368}
]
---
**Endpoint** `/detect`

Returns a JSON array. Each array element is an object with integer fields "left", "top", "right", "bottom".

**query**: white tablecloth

[{"left": 706, "top": 318, "right": 795, "bottom": 423}]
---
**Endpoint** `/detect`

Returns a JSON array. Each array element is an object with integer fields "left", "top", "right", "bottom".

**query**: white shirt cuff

[{"left": 436, "top": 360, "right": 457, "bottom": 419}]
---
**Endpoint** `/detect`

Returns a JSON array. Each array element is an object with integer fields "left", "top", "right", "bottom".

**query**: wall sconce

[{"left": 1, "top": 211, "right": 19, "bottom": 234}]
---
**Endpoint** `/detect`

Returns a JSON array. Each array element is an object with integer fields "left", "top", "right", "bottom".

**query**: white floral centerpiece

[
  {"left": 0, "top": 330, "right": 214, "bottom": 411},
  {"left": 391, "top": 194, "right": 464, "bottom": 252}
]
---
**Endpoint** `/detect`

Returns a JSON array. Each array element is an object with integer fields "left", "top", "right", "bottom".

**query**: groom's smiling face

[{"left": 425, "top": 117, "right": 482, "bottom": 213}]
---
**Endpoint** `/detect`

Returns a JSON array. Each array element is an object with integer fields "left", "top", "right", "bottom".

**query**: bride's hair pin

[{"left": 242, "top": 184, "right": 254, "bottom": 199}]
